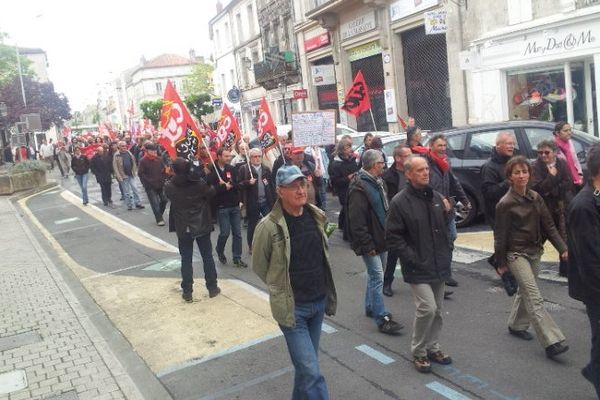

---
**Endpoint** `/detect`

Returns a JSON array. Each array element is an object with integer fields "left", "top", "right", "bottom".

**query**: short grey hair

[
  {"left": 362, "top": 149, "right": 384, "bottom": 170},
  {"left": 403, "top": 155, "right": 418, "bottom": 172},
  {"left": 248, "top": 148, "right": 262, "bottom": 157},
  {"left": 496, "top": 131, "right": 515, "bottom": 145}
]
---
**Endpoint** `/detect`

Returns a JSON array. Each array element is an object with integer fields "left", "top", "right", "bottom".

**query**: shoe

[
  {"left": 444, "top": 290, "right": 453, "bottom": 299},
  {"left": 365, "top": 309, "right": 373, "bottom": 318},
  {"left": 446, "top": 277, "right": 459, "bottom": 287},
  {"left": 103, "top": 202, "right": 108, "bottom": 206},
  {"left": 581, "top": 366, "right": 597, "bottom": 386},
  {"left": 233, "top": 259, "right": 248, "bottom": 268},
  {"left": 157, "top": 220, "right": 165, "bottom": 226},
  {"left": 83, "top": 202, "right": 88, "bottom": 206},
  {"left": 135, "top": 204, "right": 145, "bottom": 209},
  {"left": 378, "top": 315, "right": 403, "bottom": 334},
  {"left": 545, "top": 342, "right": 569, "bottom": 359},
  {"left": 414, "top": 356, "right": 432, "bottom": 373},
  {"left": 427, "top": 350, "right": 453, "bottom": 365},
  {"left": 217, "top": 252, "right": 227, "bottom": 264},
  {"left": 209, "top": 287, "right": 221, "bottom": 298},
  {"left": 182, "top": 292, "right": 193, "bottom": 303},
  {"left": 508, "top": 327, "right": 533, "bottom": 341},
  {"left": 383, "top": 283, "right": 393, "bottom": 297},
  {"left": 128, "top": 207, "right": 133, "bottom": 211},
  {"left": 120, "top": 197, "right": 125, "bottom": 201}
]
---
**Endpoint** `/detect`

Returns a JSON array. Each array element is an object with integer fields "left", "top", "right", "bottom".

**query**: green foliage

[
  {"left": 184, "top": 94, "right": 214, "bottom": 121},
  {"left": 184, "top": 63, "right": 214, "bottom": 95},
  {"left": 9, "top": 160, "right": 47, "bottom": 174},
  {"left": 0, "top": 34, "right": 35, "bottom": 89},
  {"left": 139, "top": 99, "right": 163, "bottom": 127}
]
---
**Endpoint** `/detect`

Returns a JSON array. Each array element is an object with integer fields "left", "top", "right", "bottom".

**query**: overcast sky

[{"left": 1, "top": 0, "right": 228, "bottom": 111}]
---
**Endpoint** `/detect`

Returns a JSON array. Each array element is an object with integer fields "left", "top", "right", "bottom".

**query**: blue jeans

[
  {"left": 216, "top": 206, "right": 242, "bottom": 260},
  {"left": 75, "top": 173, "right": 89, "bottom": 204},
  {"left": 585, "top": 300, "right": 600, "bottom": 398},
  {"left": 280, "top": 298, "right": 329, "bottom": 400},
  {"left": 145, "top": 187, "right": 167, "bottom": 222},
  {"left": 177, "top": 233, "right": 218, "bottom": 294},
  {"left": 121, "top": 176, "right": 141, "bottom": 208},
  {"left": 317, "top": 178, "right": 328, "bottom": 211},
  {"left": 362, "top": 252, "right": 390, "bottom": 326},
  {"left": 448, "top": 211, "right": 457, "bottom": 244}
]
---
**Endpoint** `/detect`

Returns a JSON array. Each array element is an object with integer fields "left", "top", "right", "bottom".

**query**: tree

[
  {"left": 183, "top": 63, "right": 214, "bottom": 95},
  {"left": 184, "top": 94, "right": 214, "bottom": 121},
  {"left": 139, "top": 99, "right": 163, "bottom": 127},
  {"left": 0, "top": 32, "right": 34, "bottom": 89}
]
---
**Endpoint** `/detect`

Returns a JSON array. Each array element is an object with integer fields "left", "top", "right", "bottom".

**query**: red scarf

[
  {"left": 428, "top": 150, "right": 450, "bottom": 173},
  {"left": 410, "top": 145, "right": 429, "bottom": 155},
  {"left": 143, "top": 152, "right": 158, "bottom": 161}
]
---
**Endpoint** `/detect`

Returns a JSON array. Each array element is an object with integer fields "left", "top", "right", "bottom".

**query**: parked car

[{"left": 354, "top": 134, "right": 408, "bottom": 165}]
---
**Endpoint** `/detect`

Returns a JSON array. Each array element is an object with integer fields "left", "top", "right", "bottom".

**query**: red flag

[
  {"left": 341, "top": 70, "right": 371, "bottom": 117},
  {"left": 397, "top": 115, "right": 407, "bottom": 129},
  {"left": 80, "top": 143, "right": 101, "bottom": 159},
  {"left": 159, "top": 80, "right": 201, "bottom": 160},
  {"left": 62, "top": 127, "right": 71, "bottom": 139},
  {"left": 257, "top": 97, "right": 278, "bottom": 153},
  {"left": 216, "top": 104, "right": 241, "bottom": 150}
]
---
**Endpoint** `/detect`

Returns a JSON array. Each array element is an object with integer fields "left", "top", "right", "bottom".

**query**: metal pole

[{"left": 15, "top": 46, "right": 27, "bottom": 107}]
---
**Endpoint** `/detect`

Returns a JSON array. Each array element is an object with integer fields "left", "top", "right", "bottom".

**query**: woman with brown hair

[
  {"left": 531, "top": 140, "right": 575, "bottom": 277},
  {"left": 494, "top": 156, "right": 569, "bottom": 359}
]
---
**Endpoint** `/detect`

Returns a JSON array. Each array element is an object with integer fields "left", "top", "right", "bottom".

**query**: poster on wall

[
  {"left": 390, "top": 0, "right": 439, "bottom": 22},
  {"left": 291, "top": 110, "right": 336, "bottom": 147},
  {"left": 311, "top": 65, "right": 336, "bottom": 86},
  {"left": 424, "top": 10, "right": 447, "bottom": 35},
  {"left": 384, "top": 89, "right": 398, "bottom": 123}
]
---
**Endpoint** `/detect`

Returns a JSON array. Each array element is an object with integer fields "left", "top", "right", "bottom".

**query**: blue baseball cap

[{"left": 276, "top": 165, "right": 305, "bottom": 187}]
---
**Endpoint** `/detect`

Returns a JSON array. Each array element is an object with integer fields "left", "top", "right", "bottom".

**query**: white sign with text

[{"left": 291, "top": 111, "right": 336, "bottom": 147}]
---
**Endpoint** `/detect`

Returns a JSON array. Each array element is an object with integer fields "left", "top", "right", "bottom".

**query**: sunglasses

[{"left": 538, "top": 150, "right": 553, "bottom": 155}]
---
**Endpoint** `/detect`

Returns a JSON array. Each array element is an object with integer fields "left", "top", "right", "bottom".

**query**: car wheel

[{"left": 455, "top": 192, "right": 477, "bottom": 228}]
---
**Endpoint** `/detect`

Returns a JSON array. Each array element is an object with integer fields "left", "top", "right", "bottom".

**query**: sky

[{"left": 1, "top": 0, "right": 229, "bottom": 112}]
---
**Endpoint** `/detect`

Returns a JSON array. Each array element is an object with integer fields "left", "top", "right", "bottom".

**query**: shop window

[{"left": 508, "top": 67, "right": 567, "bottom": 122}]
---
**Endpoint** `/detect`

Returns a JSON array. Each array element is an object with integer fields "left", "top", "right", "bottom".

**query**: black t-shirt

[{"left": 284, "top": 206, "right": 327, "bottom": 303}]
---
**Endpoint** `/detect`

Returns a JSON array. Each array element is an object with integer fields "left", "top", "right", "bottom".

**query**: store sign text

[
  {"left": 341, "top": 11, "right": 376, "bottom": 41},
  {"left": 524, "top": 30, "right": 596, "bottom": 56}
]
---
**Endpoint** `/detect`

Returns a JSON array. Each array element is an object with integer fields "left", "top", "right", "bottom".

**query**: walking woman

[
  {"left": 553, "top": 121, "right": 584, "bottom": 190},
  {"left": 494, "top": 156, "right": 569, "bottom": 359},
  {"left": 531, "top": 140, "right": 575, "bottom": 277},
  {"left": 328, "top": 138, "right": 359, "bottom": 241},
  {"left": 71, "top": 147, "right": 90, "bottom": 205}
]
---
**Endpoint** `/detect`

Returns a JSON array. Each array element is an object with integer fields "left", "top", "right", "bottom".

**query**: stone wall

[{"left": 0, "top": 170, "right": 47, "bottom": 195}]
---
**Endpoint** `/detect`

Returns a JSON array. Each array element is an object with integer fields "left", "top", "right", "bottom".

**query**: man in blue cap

[{"left": 252, "top": 165, "right": 337, "bottom": 400}]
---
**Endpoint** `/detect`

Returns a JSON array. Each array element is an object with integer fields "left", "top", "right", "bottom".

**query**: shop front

[
  {"left": 466, "top": 12, "right": 600, "bottom": 136},
  {"left": 304, "top": 29, "right": 339, "bottom": 120}
]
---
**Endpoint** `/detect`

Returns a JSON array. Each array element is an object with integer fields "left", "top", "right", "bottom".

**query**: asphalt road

[{"left": 17, "top": 172, "right": 598, "bottom": 400}]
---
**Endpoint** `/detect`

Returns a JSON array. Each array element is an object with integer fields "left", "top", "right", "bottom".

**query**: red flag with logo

[
  {"left": 341, "top": 70, "right": 371, "bottom": 117},
  {"left": 80, "top": 143, "right": 101, "bottom": 159},
  {"left": 216, "top": 103, "right": 241, "bottom": 150},
  {"left": 159, "top": 80, "right": 202, "bottom": 161},
  {"left": 257, "top": 97, "right": 278, "bottom": 153}
]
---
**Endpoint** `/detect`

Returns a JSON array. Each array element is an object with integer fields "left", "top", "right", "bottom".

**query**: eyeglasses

[{"left": 538, "top": 150, "right": 552, "bottom": 155}]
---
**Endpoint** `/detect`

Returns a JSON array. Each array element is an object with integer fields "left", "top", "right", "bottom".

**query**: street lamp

[{"left": 279, "top": 82, "right": 288, "bottom": 124}]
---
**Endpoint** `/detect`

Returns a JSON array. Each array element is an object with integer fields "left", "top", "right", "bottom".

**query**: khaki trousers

[
  {"left": 410, "top": 282, "right": 445, "bottom": 358},
  {"left": 508, "top": 253, "right": 566, "bottom": 348}
]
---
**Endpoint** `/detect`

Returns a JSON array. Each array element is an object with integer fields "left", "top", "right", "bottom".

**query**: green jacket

[{"left": 252, "top": 200, "right": 337, "bottom": 328}]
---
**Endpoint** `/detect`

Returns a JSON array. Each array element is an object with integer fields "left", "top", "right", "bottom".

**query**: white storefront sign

[
  {"left": 390, "top": 0, "right": 439, "bottom": 22},
  {"left": 384, "top": 89, "right": 398, "bottom": 123},
  {"left": 424, "top": 10, "right": 447, "bottom": 35},
  {"left": 311, "top": 65, "right": 336, "bottom": 86},
  {"left": 341, "top": 10, "right": 377, "bottom": 41}
]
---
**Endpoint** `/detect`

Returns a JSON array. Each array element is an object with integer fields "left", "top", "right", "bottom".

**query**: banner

[
  {"left": 257, "top": 98, "right": 278, "bottom": 153},
  {"left": 80, "top": 143, "right": 101, "bottom": 159},
  {"left": 216, "top": 103, "right": 241, "bottom": 150},
  {"left": 159, "top": 80, "right": 202, "bottom": 161},
  {"left": 341, "top": 70, "right": 371, "bottom": 117}
]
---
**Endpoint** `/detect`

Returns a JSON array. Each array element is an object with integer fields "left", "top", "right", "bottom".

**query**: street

[{"left": 11, "top": 171, "right": 597, "bottom": 400}]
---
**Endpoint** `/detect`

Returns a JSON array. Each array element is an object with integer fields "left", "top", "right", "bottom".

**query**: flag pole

[
  {"left": 200, "top": 135, "right": 222, "bottom": 181},
  {"left": 369, "top": 109, "right": 377, "bottom": 131},
  {"left": 246, "top": 156, "right": 254, "bottom": 179}
]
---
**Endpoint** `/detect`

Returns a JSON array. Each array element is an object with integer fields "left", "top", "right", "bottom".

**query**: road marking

[
  {"left": 53, "top": 223, "right": 103, "bottom": 236},
  {"left": 426, "top": 381, "right": 471, "bottom": 400},
  {"left": 142, "top": 258, "right": 181, "bottom": 272},
  {"left": 41, "top": 189, "right": 60, "bottom": 196},
  {"left": 452, "top": 248, "right": 489, "bottom": 264},
  {"left": 355, "top": 344, "right": 395, "bottom": 365},
  {"left": 197, "top": 366, "right": 293, "bottom": 400},
  {"left": 80, "top": 261, "right": 163, "bottom": 282},
  {"left": 0, "top": 370, "right": 27, "bottom": 394},
  {"left": 54, "top": 217, "right": 80, "bottom": 225}
]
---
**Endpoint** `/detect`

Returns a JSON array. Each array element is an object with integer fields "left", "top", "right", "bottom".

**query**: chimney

[
  {"left": 216, "top": 0, "right": 223, "bottom": 13},
  {"left": 189, "top": 49, "right": 196, "bottom": 61}
]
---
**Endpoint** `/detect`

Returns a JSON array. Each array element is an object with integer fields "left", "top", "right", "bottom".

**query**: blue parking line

[
  {"left": 426, "top": 381, "right": 472, "bottom": 400},
  {"left": 355, "top": 344, "right": 395, "bottom": 364}
]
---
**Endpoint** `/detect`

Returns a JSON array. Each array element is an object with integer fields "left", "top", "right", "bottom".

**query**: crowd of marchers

[{"left": 17, "top": 122, "right": 600, "bottom": 400}]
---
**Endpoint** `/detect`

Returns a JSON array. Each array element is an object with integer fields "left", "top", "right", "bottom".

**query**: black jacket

[
  {"left": 385, "top": 184, "right": 452, "bottom": 284},
  {"left": 164, "top": 174, "right": 215, "bottom": 238},
  {"left": 206, "top": 163, "right": 240, "bottom": 209},
  {"left": 428, "top": 156, "right": 468, "bottom": 205},
  {"left": 567, "top": 185, "right": 600, "bottom": 302},
  {"left": 239, "top": 163, "right": 276, "bottom": 216},
  {"left": 329, "top": 155, "right": 359, "bottom": 198},
  {"left": 382, "top": 165, "right": 407, "bottom": 201},
  {"left": 481, "top": 148, "right": 511, "bottom": 227},
  {"left": 90, "top": 153, "right": 112, "bottom": 183},
  {"left": 347, "top": 172, "right": 388, "bottom": 255},
  {"left": 71, "top": 155, "right": 90, "bottom": 175}
]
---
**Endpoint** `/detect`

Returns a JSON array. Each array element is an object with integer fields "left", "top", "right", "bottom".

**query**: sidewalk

[{"left": 0, "top": 195, "right": 145, "bottom": 400}]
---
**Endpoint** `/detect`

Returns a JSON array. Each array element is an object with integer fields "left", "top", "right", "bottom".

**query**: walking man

[
  {"left": 71, "top": 146, "right": 90, "bottom": 205},
  {"left": 113, "top": 140, "right": 145, "bottom": 211},
  {"left": 252, "top": 165, "right": 337, "bottom": 399},
  {"left": 90, "top": 146, "right": 113, "bottom": 206},
  {"left": 348, "top": 149, "right": 403, "bottom": 334},
  {"left": 207, "top": 147, "right": 246, "bottom": 268},
  {"left": 567, "top": 143, "right": 600, "bottom": 398},
  {"left": 138, "top": 143, "right": 168, "bottom": 225},
  {"left": 386, "top": 156, "right": 454, "bottom": 373},
  {"left": 165, "top": 158, "right": 220, "bottom": 302}
]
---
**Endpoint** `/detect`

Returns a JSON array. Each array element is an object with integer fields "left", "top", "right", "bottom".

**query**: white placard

[
  {"left": 390, "top": 0, "right": 439, "bottom": 22},
  {"left": 424, "top": 10, "right": 447, "bottom": 35},
  {"left": 384, "top": 89, "right": 397, "bottom": 123},
  {"left": 291, "top": 111, "right": 336, "bottom": 147},
  {"left": 311, "top": 65, "right": 336, "bottom": 86},
  {"left": 340, "top": 10, "right": 377, "bottom": 41}
]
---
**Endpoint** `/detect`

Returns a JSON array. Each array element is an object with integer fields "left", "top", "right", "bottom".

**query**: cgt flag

[
  {"left": 216, "top": 103, "right": 241, "bottom": 150},
  {"left": 159, "top": 80, "right": 201, "bottom": 161},
  {"left": 257, "top": 97, "right": 278, "bottom": 153},
  {"left": 341, "top": 70, "right": 371, "bottom": 117}
]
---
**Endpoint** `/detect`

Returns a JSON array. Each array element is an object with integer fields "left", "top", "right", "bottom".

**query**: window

[
  {"left": 215, "top": 29, "right": 220, "bottom": 48},
  {"left": 236, "top": 13, "right": 243, "bottom": 44},
  {"left": 247, "top": 4, "right": 255, "bottom": 36},
  {"left": 155, "top": 82, "right": 162, "bottom": 94},
  {"left": 224, "top": 22, "right": 230, "bottom": 45},
  {"left": 524, "top": 127, "right": 585, "bottom": 160},
  {"left": 447, "top": 134, "right": 467, "bottom": 159},
  {"left": 507, "top": 0, "right": 532, "bottom": 25},
  {"left": 464, "top": 129, "right": 519, "bottom": 160}
]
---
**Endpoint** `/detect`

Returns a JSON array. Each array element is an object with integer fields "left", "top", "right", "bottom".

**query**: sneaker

[
  {"left": 446, "top": 277, "right": 459, "bottom": 287},
  {"left": 209, "top": 287, "right": 221, "bottom": 298},
  {"left": 378, "top": 315, "right": 403, "bottom": 334},
  {"left": 103, "top": 202, "right": 109, "bottom": 206},
  {"left": 128, "top": 207, "right": 133, "bottom": 211},
  {"left": 233, "top": 259, "right": 248, "bottom": 268},
  {"left": 182, "top": 292, "right": 193, "bottom": 303},
  {"left": 135, "top": 204, "right": 145, "bottom": 209},
  {"left": 217, "top": 252, "right": 227, "bottom": 264},
  {"left": 157, "top": 220, "right": 165, "bottom": 226},
  {"left": 414, "top": 356, "right": 432, "bottom": 373},
  {"left": 546, "top": 342, "right": 569, "bottom": 359},
  {"left": 427, "top": 350, "right": 453, "bottom": 365},
  {"left": 365, "top": 309, "right": 373, "bottom": 318},
  {"left": 444, "top": 290, "right": 453, "bottom": 299}
]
